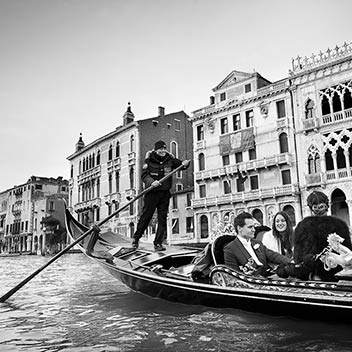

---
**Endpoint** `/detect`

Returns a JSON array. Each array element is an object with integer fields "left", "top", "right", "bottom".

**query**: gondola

[{"left": 65, "top": 207, "right": 352, "bottom": 322}]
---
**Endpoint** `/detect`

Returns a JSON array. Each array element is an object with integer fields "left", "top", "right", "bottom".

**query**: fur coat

[{"left": 285, "top": 215, "right": 352, "bottom": 281}]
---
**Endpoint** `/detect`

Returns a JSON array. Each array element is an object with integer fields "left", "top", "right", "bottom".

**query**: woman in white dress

[{"left": 261, "top": 211, "right": 293, "bottom": 259}]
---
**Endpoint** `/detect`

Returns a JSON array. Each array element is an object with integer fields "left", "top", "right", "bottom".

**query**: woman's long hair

[{"left": 272, "top": 211, "right": 294, "bottom": 257}]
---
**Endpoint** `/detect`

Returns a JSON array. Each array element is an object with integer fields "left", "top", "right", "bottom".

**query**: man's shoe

[
  {"left": 131, "top": 239, "right": 139, "bottom": 249},
  {"left": 154, "top": 243, "right": 166, "bottom": 252}
]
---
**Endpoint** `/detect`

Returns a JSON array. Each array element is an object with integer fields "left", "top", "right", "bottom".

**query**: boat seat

[{"left": 211, "top": 235, "right": 236, "bottom": 265}]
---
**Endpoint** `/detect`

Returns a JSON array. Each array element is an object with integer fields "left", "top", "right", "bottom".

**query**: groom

[{"left": 224, "top": 212, "right": 290, "bottom": 275}]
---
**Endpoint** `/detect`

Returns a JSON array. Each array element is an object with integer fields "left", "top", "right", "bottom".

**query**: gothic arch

[{"left": 331, "top": 188, "right": 349, "bottom": 226}]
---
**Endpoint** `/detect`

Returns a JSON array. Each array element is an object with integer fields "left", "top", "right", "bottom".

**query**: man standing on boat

[{"left": 132, "top": 140, "right": 190, "bottom": 251}]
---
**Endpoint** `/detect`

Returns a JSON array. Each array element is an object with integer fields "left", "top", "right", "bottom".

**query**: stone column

[
  {"left": 346, "top": 200, "right": 352, "bottom": 229},
  {"left": 332, "top": 153, "right": 338, "bottom": 179},
  {"left": 345, "top": 151, "right": 351, "bottom": 177}
]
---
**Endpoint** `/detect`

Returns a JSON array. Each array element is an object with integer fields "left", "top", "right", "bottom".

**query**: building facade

[
  {"left": 191, "top": 71, "right": 301, "bottom": 243},
  {"left": 291, "top": 41, "right": 352, "bottom": 224},
  {"left": 67, "top": 104, "right": 194, "bottom": 244},
  {"left": 3, "top": 176, "right": 68, "bottom": 254},
  {"left": 190, "top": 41, "right": 352, "bottom": 243}
]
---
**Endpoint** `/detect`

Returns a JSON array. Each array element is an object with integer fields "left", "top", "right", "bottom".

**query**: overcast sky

[{"left": 0, "top": 0, "right": 351, "bottom": 190}]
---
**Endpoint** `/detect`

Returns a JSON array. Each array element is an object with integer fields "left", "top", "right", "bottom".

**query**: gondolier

[{"left": 132, "top": 140, "right": 190, "bottom": 251}]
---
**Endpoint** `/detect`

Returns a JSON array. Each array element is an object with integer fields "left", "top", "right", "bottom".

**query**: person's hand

[
  {"left": 151, "top": 180, "right": 161, "bottom": 188},
  {"left": 182, "top": 160, "right": 191, "bottom": 168}
]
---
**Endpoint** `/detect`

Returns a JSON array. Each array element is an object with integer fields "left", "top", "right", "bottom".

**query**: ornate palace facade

[{"left": 191, "top": 41, "right": 352, "bottom": 243}]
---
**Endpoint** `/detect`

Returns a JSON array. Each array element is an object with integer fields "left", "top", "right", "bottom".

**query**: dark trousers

[{"left": 133, "top": 190, "right": 171, "bottom": 245}]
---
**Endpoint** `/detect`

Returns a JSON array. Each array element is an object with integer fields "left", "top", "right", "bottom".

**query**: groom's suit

[{"left": 223, "top": 237, "right": 290, "bottom": 272}]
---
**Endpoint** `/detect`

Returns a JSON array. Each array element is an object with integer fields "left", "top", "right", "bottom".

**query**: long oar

[{"left": 0, "top": 160, "right": 189, "bottom": 303}]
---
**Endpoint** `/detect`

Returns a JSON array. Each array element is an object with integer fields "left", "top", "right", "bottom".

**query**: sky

[{"left": 0, "top": 0, "right": 352, "bottom": 191}]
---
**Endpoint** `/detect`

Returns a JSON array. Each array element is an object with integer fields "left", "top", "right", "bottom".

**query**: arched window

[
  {"left": 336, "top": 147, "right": 346, "bottom": 169},
  {"left": 130, "top": 135, "right": 135, "bottom": 152},
  {"left": 200, "top": 215, "right": 209, "bottom": 239},
  {"left": 321, "top": 95, "right": 330, "bottom": 115},
  {"left": 279, "top": 132, "right": 289, "bottom": 153},
  {"left": 96, "top": 178, "right": 100, "bottom": 197},
  {"left": 252, "top": 209, "right": 263, "bottom": 225},
  {"left": 325, "top": 149, "right": 334, "bottom": 171},
  {"left": 308, "top": 154, "right": 321, "bottom": 174},
  {"left": 198, "top": 153, "right": 205, "bottom": 171},
  {"left": 332, "top": 91, "right": 342, "bottom": 112},
  {"left": 116, "top": 141, "right": 120, "bottom": 158},
  {"left": 108, "top": 174, "right": 113, "bottom": 194},
  {"left": 89, "top": 154, "right": 92, "bottom": 169},
  {"left": 170, "top": 141, "right": 178, "bottom": 157},
  {"left": 305, "top": 99, "right": 314, "bottom": 119},
  {"left": 92, "top": 153, "right": 95, "bottom": 168},
  {"left": 108, "top": 145, "right": 113, "bottom": 161},
  {"left": 282, "top": 205, "right": 296, "bottom": 227},
  {"left": 307, "top": 146, "right": 321, "bottom": 174},
  {"left": 115, "top": 171, "right": 120, "bottom": 193},
  {"left": 129, "top": 166, "right": 134, "bottom": 188},
  {"left": 331, "top": 188, "right": 349, "bottom": 225},
  {"left": 79, "top": 161, "right": 81, "bottom": 174},
  {"left": 343, "top": 88, "right": 352, "bottom": 110},
  {"left": 96, "top": 150, "right": 101, "bottom": 165}
]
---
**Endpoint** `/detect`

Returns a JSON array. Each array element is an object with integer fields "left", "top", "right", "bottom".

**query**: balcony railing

[
  {"left": 74, "top": 197, "right": 101, "bottom": 212},
  {"left": 195, "top": 140, "right": 206, "bottom": 151},
  {"left": 326, "top": 168, "right": 351, "bottom": 181},
  {"left": 78, "top": 165, "right": 101, "bottom": 183},
  {"left": 192, "top": 184, "right": 299, "bottom": 208},
  {"left": 320, "top": 107, "right": 352, "bottom": 126},
  {"left": 195, "top": 153, "right": 293, "bottom": 181},
  {"left": 107, "top": 157, "right": 121, "bottom": 172}
]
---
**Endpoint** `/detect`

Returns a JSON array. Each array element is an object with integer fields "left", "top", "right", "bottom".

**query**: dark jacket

[
  {"left": 142, "top": 151, "right": 183, "bottom": 191},
  {"left": 224, "top": 237, "right": 291, "bottom": 272},
  {"left": 292, "top": 215, "right": 352, "bottom": 281}
]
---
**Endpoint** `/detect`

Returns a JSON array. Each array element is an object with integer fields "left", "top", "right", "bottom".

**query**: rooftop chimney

[{"left": 158, "top": 106, "right": 165, "bottom": 117}]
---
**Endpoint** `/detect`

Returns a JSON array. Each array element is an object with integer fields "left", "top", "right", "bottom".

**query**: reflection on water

[{"left": 0, "top": 254, "right": 352, "bottom": 352}]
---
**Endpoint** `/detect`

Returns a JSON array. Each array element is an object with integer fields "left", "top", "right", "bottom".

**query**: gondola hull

[{"left": 65, "top": 208, "right": 352, "bottom": 322}]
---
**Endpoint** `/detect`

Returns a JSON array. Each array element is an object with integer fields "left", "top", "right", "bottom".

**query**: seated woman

[
  {"left": 224, "top": 212, "right": 291, "bottom": 277},
  {"left": 261, "top": 211, "right": 293, "bottom": 259}
]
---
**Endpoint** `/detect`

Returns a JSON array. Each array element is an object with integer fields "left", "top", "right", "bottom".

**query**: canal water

[{"left": 0, "top": 254, "right": 352, "bottom": 352}]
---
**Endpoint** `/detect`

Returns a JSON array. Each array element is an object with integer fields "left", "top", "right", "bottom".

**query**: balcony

[
  {"left": 128, "top": 152, "right": 136, "bottom": 164},
  {"left": 305, "top": 173, "right": 324, "bottom": 186},
  {"left": 74, "top": 197, "right": 101, "bottom": 212},
  {"left": 192, "top": 184, "right": 299, "bottom": 209},
  {"left": 104, "top": 192, "right": 121, "bottom": 204},
  {"left": 195, "top": 140, "right": 206, "bottom": 151},
  {"left": 302, "top": 118, "right": 318, "bottom": 132},
  {"left": 195, "top": 153, "right": 293, "bottom": 181},
  {"left": 320, "top": 107, "right": 352, "bottom": 126},
  {"left": 107, "top": 158, "right": 121, "bottom": 172},
  {"left": 125, "top": 188, "right": 136, "bottom": 199},
  {"left": 277, "top": 116, "right": 290, "bottom": 129},
  {"left": 77, "top": 165, "right": 101, "bottom": 184},
  {"left": 326, "top": 168, "right": 351, "bottom": 181}
]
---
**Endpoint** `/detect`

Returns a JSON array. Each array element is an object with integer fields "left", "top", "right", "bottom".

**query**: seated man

[{"left": 224, "top": 212, "right": 291, "bottom": 276}]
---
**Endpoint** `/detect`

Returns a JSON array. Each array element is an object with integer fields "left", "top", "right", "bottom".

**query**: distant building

[
  {"left": 0, "top": 190, "right": 8, "bottom": 253},
  {"left": 67, "top": 104, "right": 194, "bottom": 244},
  {"left": 3, "top": 176, "right": 69, "bottom": 254},
  {"left": 191, "top": 71, "right": 300, "bottom": 242}
]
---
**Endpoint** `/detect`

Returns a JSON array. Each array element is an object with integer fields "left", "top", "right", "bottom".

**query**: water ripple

[{"left": 1, "top": 254, "right": 352, "bottom": 351}]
